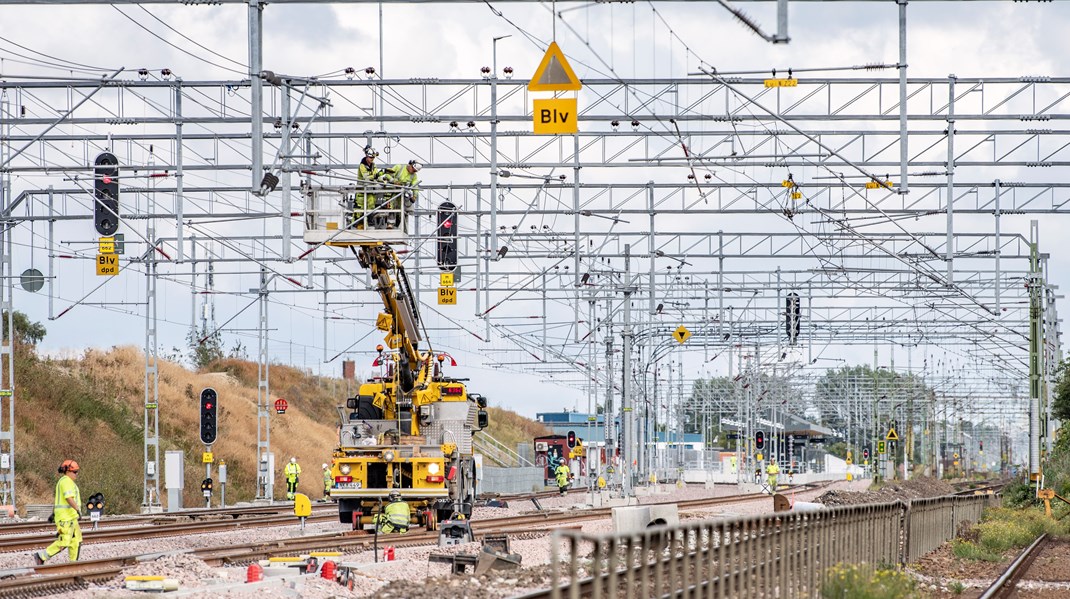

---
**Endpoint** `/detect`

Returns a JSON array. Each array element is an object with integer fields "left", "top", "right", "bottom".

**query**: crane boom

[{"left": 357, "top": 244, "right": 428, "bottom": 390}]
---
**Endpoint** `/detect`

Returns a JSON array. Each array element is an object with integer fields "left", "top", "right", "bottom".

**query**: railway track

[
  {"left": 980, "top": 534, "right": 1047, "bottom": 599},
  {"left": 0, "top": 484, "right": 820, "bottom": 597},
  {"left": 952, "top": 477, "right": 1010, "bottom": 496},
  {"left": 0, "top": 502, "right": 337, "bottom": 538}
]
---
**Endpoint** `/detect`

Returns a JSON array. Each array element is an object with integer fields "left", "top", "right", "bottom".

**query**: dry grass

[
  {"left": 484, "top": 406, "right": 550, "bottom": 455},
  {"left": 14, "top": 347, "right": 546, "bottom": 514},
  {"left": 17, "top": 347, "right": 339, "bottom": 513}
]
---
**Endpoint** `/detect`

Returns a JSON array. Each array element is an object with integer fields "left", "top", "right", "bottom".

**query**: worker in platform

[
  {"left": 284, "top": 457, "right": 302, "bottom": 501},
  {"left": 766, "top": 460, "right": 781, "bottom": 493},
  {"left": 354, "top": 145, "right": 383, "bottom": 228},
  {"left": 554, "top": 460, "right": 572, "bottom": 496},
  {"left": 382, "top": 160, "right": 421, "bottom": 230},
  {"left": 375, "top": 490, "right": 411, "bottom": 534},
  {"left": 322, "top": 463, "right": 333, "bottom": 501},
  {"left": 34, "top": 460, "right": 82, "bottom": 564}
]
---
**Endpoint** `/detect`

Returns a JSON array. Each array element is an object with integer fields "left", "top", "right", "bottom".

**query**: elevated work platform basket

[{"left": 303, "top": 184, "right": 412, "bottom": 246}]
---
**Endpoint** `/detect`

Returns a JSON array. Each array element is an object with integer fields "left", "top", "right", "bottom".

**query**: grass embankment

[
  {"left": 482, "top": 407, "right": 550, "bottom": 456},
  {"left": 15, "top": 347, "right": 545, "bottom": 514},
  {"left": 17, "top": 347, "right": 340, "bottom": 513},
  {"left": 952, "top": 506, "right": 1068, "bottom": 561}
]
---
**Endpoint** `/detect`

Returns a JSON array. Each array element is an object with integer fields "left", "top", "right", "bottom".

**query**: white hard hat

[
  {"left": 290, "top": 457, "right": 297, "bottom": 464},
  {"left": 322, "top": 463, "right": 329, "bottom": 469},
  {"left": 408, "top": 160, "right": 423, "bottom": 172}
]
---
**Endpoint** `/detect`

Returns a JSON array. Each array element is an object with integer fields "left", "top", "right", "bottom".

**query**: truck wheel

[{"left": 354, "top": 396, "right": 382, "bottom": 420}]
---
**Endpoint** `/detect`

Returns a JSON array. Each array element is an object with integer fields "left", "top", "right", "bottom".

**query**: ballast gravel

[{"left": 23, "top": 479, "right": 871, "bottom": 599}]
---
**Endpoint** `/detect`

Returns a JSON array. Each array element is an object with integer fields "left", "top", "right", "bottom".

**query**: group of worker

[
  {"left": 281, "top": 457, "right": 335, "bottom": 502},
  {"left": 353, "top": 145, "right": 422, "bottom": 231},
  {"left": 28, "top": 456, "right": 409, "bottom": 566}
]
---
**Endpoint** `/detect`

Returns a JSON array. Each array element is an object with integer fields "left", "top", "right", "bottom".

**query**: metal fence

[
  {"left": 906, "top": 494, "right": 996, "bottom": 562},
  {"left": 546, "top": 493, "right": 999, "bottom": 599}
]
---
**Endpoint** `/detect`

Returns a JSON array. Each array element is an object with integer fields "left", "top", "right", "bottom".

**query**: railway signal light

[
  {"left": 201, "top": 478, "right": 214, "bottom": 497},
  {"left": 755, "top": 430, "right": 765, "bottom": 450},
  {"left": 199, "top": 388, "right": 218, "bottom": 445},
  {"left": 93, "top": 152, "right": 120, "bottom": 236},
  {"left": 785, "top": 292, "right": 801, "bottom": 345},
  {"left": 863, "top": 447, "right": 870, "bottom": 460},
  {"left": 86, "top": 492, "right": 105, "bottom": 524},
  {"left": 567, "top": 430, "right": 576, "bottom": 448},
  {"left": 85, "top": 493, "right": 105, "bottom": 513},
  {"left": 436, "top": 201, "right": 458, "bottom": 272}
]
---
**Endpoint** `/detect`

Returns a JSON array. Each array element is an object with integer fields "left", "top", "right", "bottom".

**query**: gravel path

[{"left": 24, "top": 480, "right": 867, "bottom": 599}]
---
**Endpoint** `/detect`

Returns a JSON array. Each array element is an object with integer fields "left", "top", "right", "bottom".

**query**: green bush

[
  {"left": 821, "top": 563, "right": 916, "bottom": 599},
  {"left": 951, "top": 539, "right": 1002, "bottom": 562},
  {"left": 1002, "top": 480, "right": 1037, "bottom": 508}
]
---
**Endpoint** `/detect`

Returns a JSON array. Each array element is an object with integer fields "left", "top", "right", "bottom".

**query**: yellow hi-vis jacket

[
  {"left": 555, "top": 464, "right": 571, "bottom": 485},
  {"left": 285, "top": 462, "right": 302, "bottom": 481},
  {"left": 766, "top": 463, "right": 780, "bottom": 475},
  {"left": 53, "top": 475, "right": 80, "bottom": 522},
  {"left": 383, "top": 164, "right": 420, "bottom": 202},
  {"left": 380, "top": 500, "right": 411, "bottom": 531}
]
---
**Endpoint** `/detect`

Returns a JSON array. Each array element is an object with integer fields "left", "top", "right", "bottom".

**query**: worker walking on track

[
  {"left": 284, "top": 457, "right": 302, "bottom": 501},
  {"left": 34, "top": 460, "right": 82, "bottom": 564},
  {"left": 554, "top": 460, "right": 571, "bottom": 496},
  {"left": 322, "top": 463, "right": 332, "bottom": 501},
  {"left": 374, "top": 490, "right": 411, "bottom": 534},
  {"left": 766, "top": 460, "right": 780, "bottom": 493}
]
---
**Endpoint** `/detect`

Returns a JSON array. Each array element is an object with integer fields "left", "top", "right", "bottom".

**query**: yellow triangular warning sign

[
  {"left": 886, "top": 427, "right": 899, "bottom": 441},
  {"left": 528, "top": 42, "right": 582, "bottom": 92}
]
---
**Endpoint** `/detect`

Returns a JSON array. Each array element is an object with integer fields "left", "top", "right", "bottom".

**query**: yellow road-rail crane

[{"left": 328, "top": 242, "right": 488, "bottom": 529}]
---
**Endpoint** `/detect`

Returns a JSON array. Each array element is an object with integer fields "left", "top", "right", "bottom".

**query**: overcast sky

[{"left": 2, "top": 1, "right": 1068, "bottom": 420}]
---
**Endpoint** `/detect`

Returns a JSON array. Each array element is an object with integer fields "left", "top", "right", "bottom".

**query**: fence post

[{"left": 900, "top": 500, "right": 910, "bottom": 565}]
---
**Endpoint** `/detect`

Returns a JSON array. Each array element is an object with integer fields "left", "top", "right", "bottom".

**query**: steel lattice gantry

[{"left": 0, "top": 70, "right": 1061, "bottom": 503}]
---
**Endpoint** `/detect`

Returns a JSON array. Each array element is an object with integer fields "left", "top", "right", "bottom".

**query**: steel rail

[
  {"left": 0, "top": 503, "right": 337, "bottom": 537},
  {"left": 979, "top": 533, "right": 1049, "bottom": 599},
  {"left": 0, "top": 512, "right": 339, "bottom": 553}
]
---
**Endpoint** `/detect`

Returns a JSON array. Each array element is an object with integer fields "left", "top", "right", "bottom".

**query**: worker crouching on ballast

[{"left": 374, "top": 490, "right": 411, "bottom": 534}]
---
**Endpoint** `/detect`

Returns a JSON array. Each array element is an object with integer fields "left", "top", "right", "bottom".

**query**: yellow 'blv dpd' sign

[
  {"left": 533, "top": 98, "right": 578, "bottom": 135},
  {"left": 96, "top": 254, "right": 119, "bottom": 276},
  {"left": 438, "top": 286, "right": 457, "bottom": 305}
]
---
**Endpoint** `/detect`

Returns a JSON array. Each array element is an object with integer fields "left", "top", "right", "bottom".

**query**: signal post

[{"left": 200, "top": 388, "right": 218, "bottom": 508}]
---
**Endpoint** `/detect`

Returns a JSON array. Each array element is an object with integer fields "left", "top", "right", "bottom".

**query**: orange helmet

[{"left": 59, "top": 460, "right": 79, "bottom": 474}]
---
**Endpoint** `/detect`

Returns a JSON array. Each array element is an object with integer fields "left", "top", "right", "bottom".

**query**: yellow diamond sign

[{"left": 673, "top": 325, "right": 691, "bottom": 344}]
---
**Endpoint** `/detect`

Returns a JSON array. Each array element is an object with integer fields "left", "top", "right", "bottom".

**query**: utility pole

[
  {"left": 621, "top": 245, "right": 636, "bottom": 497},
  {"left": 1028, "top": 221, "right": 1042, "bottom": 485}
]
